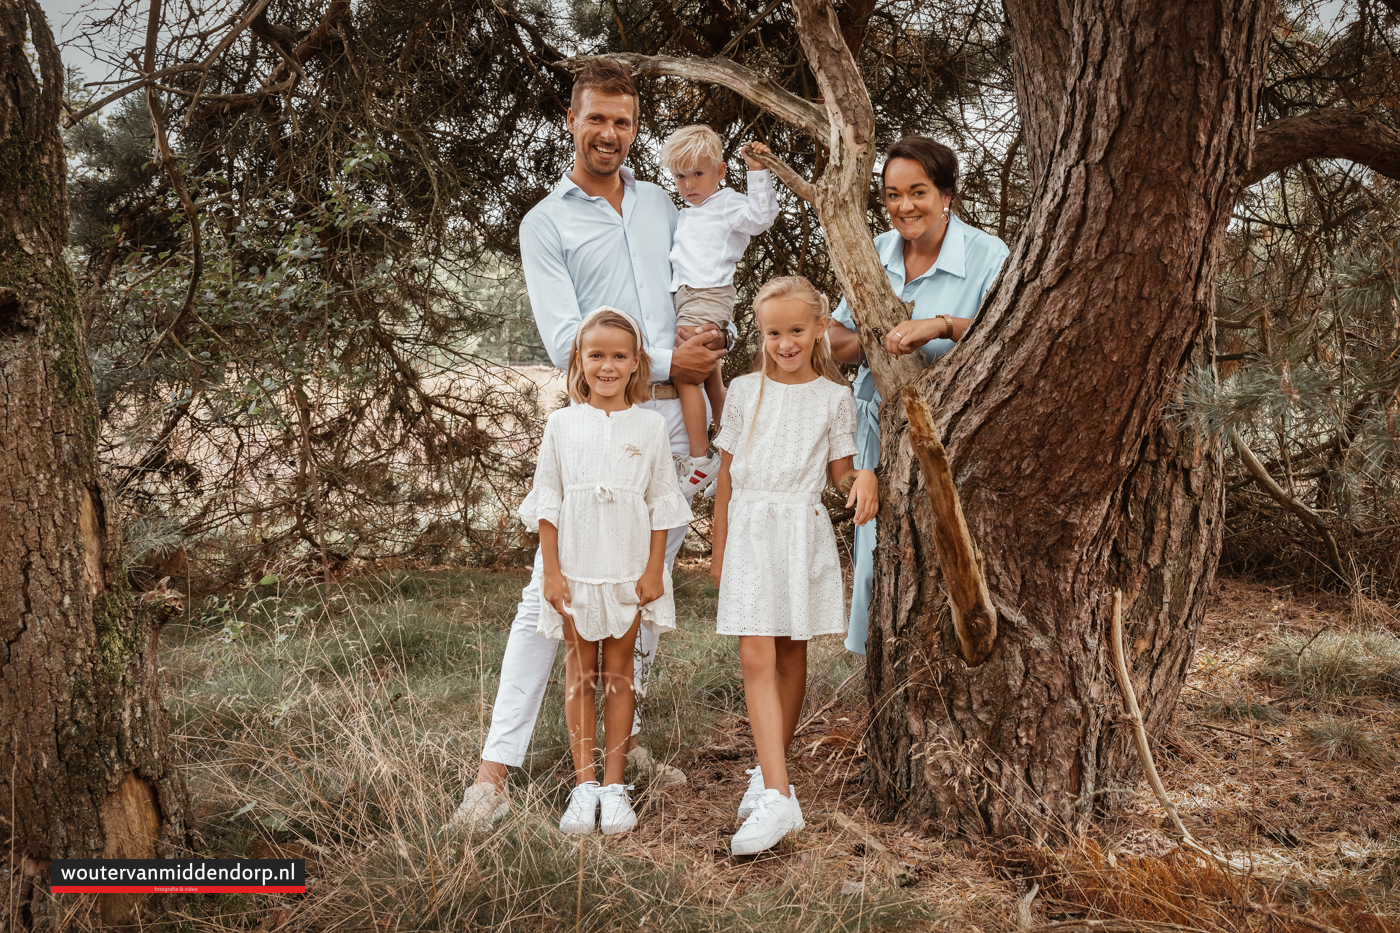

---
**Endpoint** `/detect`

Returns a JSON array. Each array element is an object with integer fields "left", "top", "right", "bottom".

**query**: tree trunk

[
  {"left": 1, "top": 0, "right": 190, "bottom": 925},
  {"left": 864, "top": 0, "right": 1271, "bottom": 839}
]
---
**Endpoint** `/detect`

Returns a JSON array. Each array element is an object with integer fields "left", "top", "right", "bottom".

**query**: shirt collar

[
  {"left": 880, "top": 214, "right": 970, "bottom": 282},
  {"left": 557, "top": 165, "right": 637, "bottom": 200}
]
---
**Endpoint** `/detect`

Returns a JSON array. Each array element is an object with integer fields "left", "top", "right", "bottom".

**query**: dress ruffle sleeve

[
  {"left": 517, "top": 416, "right": 563, "bottom": 531},
  {"left": 713, "top": 376, "right": 747, "bottom": 454},
  {"left": 644, "top": 419, "right": 694, "bottom": 530},
  {"left": 827, "top": 387, "right": 859, "bottom": 462}
]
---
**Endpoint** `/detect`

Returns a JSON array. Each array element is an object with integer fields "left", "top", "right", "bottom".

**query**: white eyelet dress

[
  {"left": 713, "top": 373, "right": 858, "bottom": 639},
  {"left": 518, "top": 403, "right": 694, "bottom": 641}
]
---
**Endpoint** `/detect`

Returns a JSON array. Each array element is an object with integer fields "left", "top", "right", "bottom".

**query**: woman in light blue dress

[{"left": 828, "top": 136, "right": 1009, "bottom": 655}]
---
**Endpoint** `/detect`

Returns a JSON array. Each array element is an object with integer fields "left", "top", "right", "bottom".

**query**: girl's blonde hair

[
  {"left": 661, "top": 124, "right": 723, "bottom": 172},
  {"left": 737, "top": 276, "right": 846, "bottom": 491},
  {"left": 566, "top": 307, "right": 652, "bottom": 406}
]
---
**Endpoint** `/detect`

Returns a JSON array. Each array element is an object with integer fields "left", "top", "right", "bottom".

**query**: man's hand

[{"left": 671, "top": 328, "right": 727, "bottom": 385}]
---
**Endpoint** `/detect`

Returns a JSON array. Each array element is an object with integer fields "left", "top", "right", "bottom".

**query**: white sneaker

[
  {"left": 559, "top": 781, "right": 601, "bottom": 834},
  {"left": 677, "top": 451, "right": 721, "bottom": 497},
  {"left": 598, "top": 783, "right": 638, "bottom": 835},
  {"left": 442, "top": 782, "right": 509, "bottom": 833},
  {"left": 737, "top": 766, "right": 765, "bottom": 820},
  {"left": 730, "top": 786, "right": 803, "bottom": 856},
  {"left": 626, "top": 745, "right": 687, "bottom": 786}
]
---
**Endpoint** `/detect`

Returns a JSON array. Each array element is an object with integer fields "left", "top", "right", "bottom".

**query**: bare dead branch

[
  {"left": 564, "top": 52, "right": 830, "bottom": 141},
  {"left": 901, "top": 386, "right": 997, "bottom": 666},
  {"left": 746, "top": 148, "right": 815, "bottom": 203},
  {"left": 1229, "top": 427, "right": 1347, "bottom": 583}
]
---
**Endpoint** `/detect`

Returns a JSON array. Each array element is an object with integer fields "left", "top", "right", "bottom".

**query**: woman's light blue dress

[{"left": 832, "top": 215, "right": 1009, "bottom": 654}]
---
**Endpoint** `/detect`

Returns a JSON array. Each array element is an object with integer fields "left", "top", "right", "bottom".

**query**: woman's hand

[
  {"left": 636, "top": 566, "right": 665, "bottom": 607},
  {"left": 848, "top": 469, "right": 879, "bottom": 525},
  {"left": 710, "top": 547, "right": 723, "bottom": 590},
  {"left": 742, "top": 141, "right": 771, "bottom": 170},
  {"left": 884, "top": 316, "right": 947, "bottom": 357},
  {"left": 543, "top": 569, "right": 573, "bottom": 624}
]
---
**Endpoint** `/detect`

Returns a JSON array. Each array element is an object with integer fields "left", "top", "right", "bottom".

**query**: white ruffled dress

[
  {"left": 518, "top": 403, "right": 694, "bottom": 641},
  {"left": 714, "top": 374, "right": 858, "bottom": 639}
]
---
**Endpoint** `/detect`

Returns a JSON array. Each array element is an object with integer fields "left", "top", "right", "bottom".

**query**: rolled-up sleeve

[{"left": 520, "top": 213, "right": 583, "bottom": 370}]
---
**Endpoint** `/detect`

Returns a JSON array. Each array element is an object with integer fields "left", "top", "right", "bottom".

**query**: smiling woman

[{"left": 826, "top": 136, "right": 1010, "bottom": 656}]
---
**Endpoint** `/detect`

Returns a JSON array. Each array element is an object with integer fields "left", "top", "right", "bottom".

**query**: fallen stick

[{"left": 1109, "top": 590, "right": 1248, "bottom": 872}]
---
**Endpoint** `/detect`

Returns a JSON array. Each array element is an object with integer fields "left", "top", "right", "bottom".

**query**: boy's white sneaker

[
  {"left": 730, "top": 786, "right": 803, "bottom": 856},
  {"left": 443, "top": 782, "right": 509, "bottom": 833},
  {"left": 559, "top": 781, "right": 601, "bottom": 834},
  {"left": 736, "top": 766, "right": 765, "bottom": 819},
  {"left": 677, "top": 451, "right": 721, "bottom": 497},
  {"left": 598, "top": 783, "right": 639, "bottom": 835}
]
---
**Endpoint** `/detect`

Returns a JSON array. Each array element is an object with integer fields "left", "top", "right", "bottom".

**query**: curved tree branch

[
  {"left": 564, "top": 52, "right": 830, "bottom": 141},
  {"left": 746, "top": 148, "right": 816, "bottom": 203},
  {"left": 1246, "top": 108, "right": 1400, "bottom": 185}
]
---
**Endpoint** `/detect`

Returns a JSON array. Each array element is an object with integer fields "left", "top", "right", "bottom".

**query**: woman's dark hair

[{"left": 882, "top": 136, "right": 958, "bottom": 197}]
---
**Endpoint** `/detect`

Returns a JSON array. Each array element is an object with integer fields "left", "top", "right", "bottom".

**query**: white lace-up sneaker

[
  {"left": 736, "top": 766, "right": 765, "bottom": 820},
  {"left": 626, "top": 745, "right": 687, "bottom": 785},
  {"left": 598, "top": 783, "right": 639, "bottom": 835},
  {"left": 442, "top": 782, "right": 509, "bottom": 833},
  {"left": 677, "top": 451, "right": 721, "bottom": 497},
  {"left": 559, "top": 781, "right": 601, "bottom": 834},
  {"left": 730, "top": 786, "right": 803, "bottom": 856}
]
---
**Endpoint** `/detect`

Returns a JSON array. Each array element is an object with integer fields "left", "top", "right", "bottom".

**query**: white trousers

[{"left": 481, "top": 397, "right": 692, "bottom": 768}]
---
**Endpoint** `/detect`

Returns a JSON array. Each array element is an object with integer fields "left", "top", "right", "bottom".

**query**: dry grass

[
  {"left": 28, "top": 570, "right": 1400, "bottom": 932},
  {"left": 152, "top": 567, "right": 937, "bottom": 932}
]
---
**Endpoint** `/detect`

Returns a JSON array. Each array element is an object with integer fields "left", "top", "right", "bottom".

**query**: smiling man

[{"left": 447, "top": 59, "right": 728, "bottom": 831}]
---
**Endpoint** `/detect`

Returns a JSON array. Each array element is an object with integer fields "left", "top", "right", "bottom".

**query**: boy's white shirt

[{"left": 669, "top": 169, "right": 779, "bottom": 291}]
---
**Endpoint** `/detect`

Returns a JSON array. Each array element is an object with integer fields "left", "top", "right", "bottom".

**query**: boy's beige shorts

[{"left": 673, "top": 284, "right": 736, "bottom": 331}]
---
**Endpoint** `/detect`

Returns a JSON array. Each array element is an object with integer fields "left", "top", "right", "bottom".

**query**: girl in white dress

[
  {"left": 711, "top": 276, "right": 878, "bottom": 855},
  {"left": 518, "top": 307, "right": 693, "bottom": 835}
]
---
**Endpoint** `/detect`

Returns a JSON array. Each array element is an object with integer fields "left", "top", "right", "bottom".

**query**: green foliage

[{"left": 1175, "top": 176, "right": 1400, "bottom": 593}]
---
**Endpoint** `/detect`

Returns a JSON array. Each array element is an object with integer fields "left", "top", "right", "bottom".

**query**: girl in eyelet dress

[
  {"left": 518, "top": 306, "right": 693, "bottom": 836},
  {"left": 710, "top": 276, "right": 878, "bottom": 856}
]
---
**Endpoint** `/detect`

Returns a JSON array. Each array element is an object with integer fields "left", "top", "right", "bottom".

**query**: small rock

[{"left": 840, "top": 878, "right": 865, "bottom": 896}]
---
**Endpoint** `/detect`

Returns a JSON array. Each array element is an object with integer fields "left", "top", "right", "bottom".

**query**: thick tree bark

[
  {"left": 1246, "top": 108, "right": 1400, "bottom": 185},
  {"left": 1, "top": 0, "right": 190, "bottom": 925},
  {"left": 865, "top": 0, "right": 1269, "bottom": 839}
]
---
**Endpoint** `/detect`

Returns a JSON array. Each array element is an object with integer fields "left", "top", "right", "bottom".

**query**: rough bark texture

[
  {"left": 864, "top": 0, "right": 1269, "bottom": 839},
  {"left": 1246, "top": 108, "right": 1400, "bottom": 185},
  {"left": 1, "top": 0, "right": 190, "bottom": 925}
]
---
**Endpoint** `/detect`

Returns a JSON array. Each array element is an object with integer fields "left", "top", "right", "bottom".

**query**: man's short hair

[
  {"left": 660, "top": 125, "right": 723, "bottom": 172},
  {"left": 570, "top": 58, "right": 638, "bottom": 119}
]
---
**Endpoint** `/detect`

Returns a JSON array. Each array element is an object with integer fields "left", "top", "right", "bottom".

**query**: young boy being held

[{"left": 661, "top": 125, "right": 780, "bottom": 492}]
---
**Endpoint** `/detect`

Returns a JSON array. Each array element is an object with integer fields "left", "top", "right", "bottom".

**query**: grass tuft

[
  {"left": 1299, "top": 717, "right": 1391, "bottom": 762},
  {"left": 1255, "top": 630, "right": 1400, "bottom": 704}
]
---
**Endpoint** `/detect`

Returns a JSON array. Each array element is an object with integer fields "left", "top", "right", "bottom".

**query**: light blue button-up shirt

[
  {"left": 520, "top": 167, "right": 680, "bottom": 380},
  {"left": 832, "top": 215, "right": 1009, "bottom": 469}
]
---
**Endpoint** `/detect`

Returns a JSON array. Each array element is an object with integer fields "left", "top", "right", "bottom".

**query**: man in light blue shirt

[{"left": 451, "top": 59, "right": 727, "bottom": 830}]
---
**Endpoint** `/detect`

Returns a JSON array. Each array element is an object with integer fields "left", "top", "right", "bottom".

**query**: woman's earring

[{"left": 942, "top": 205, "right": 951, "bottom": 222}]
